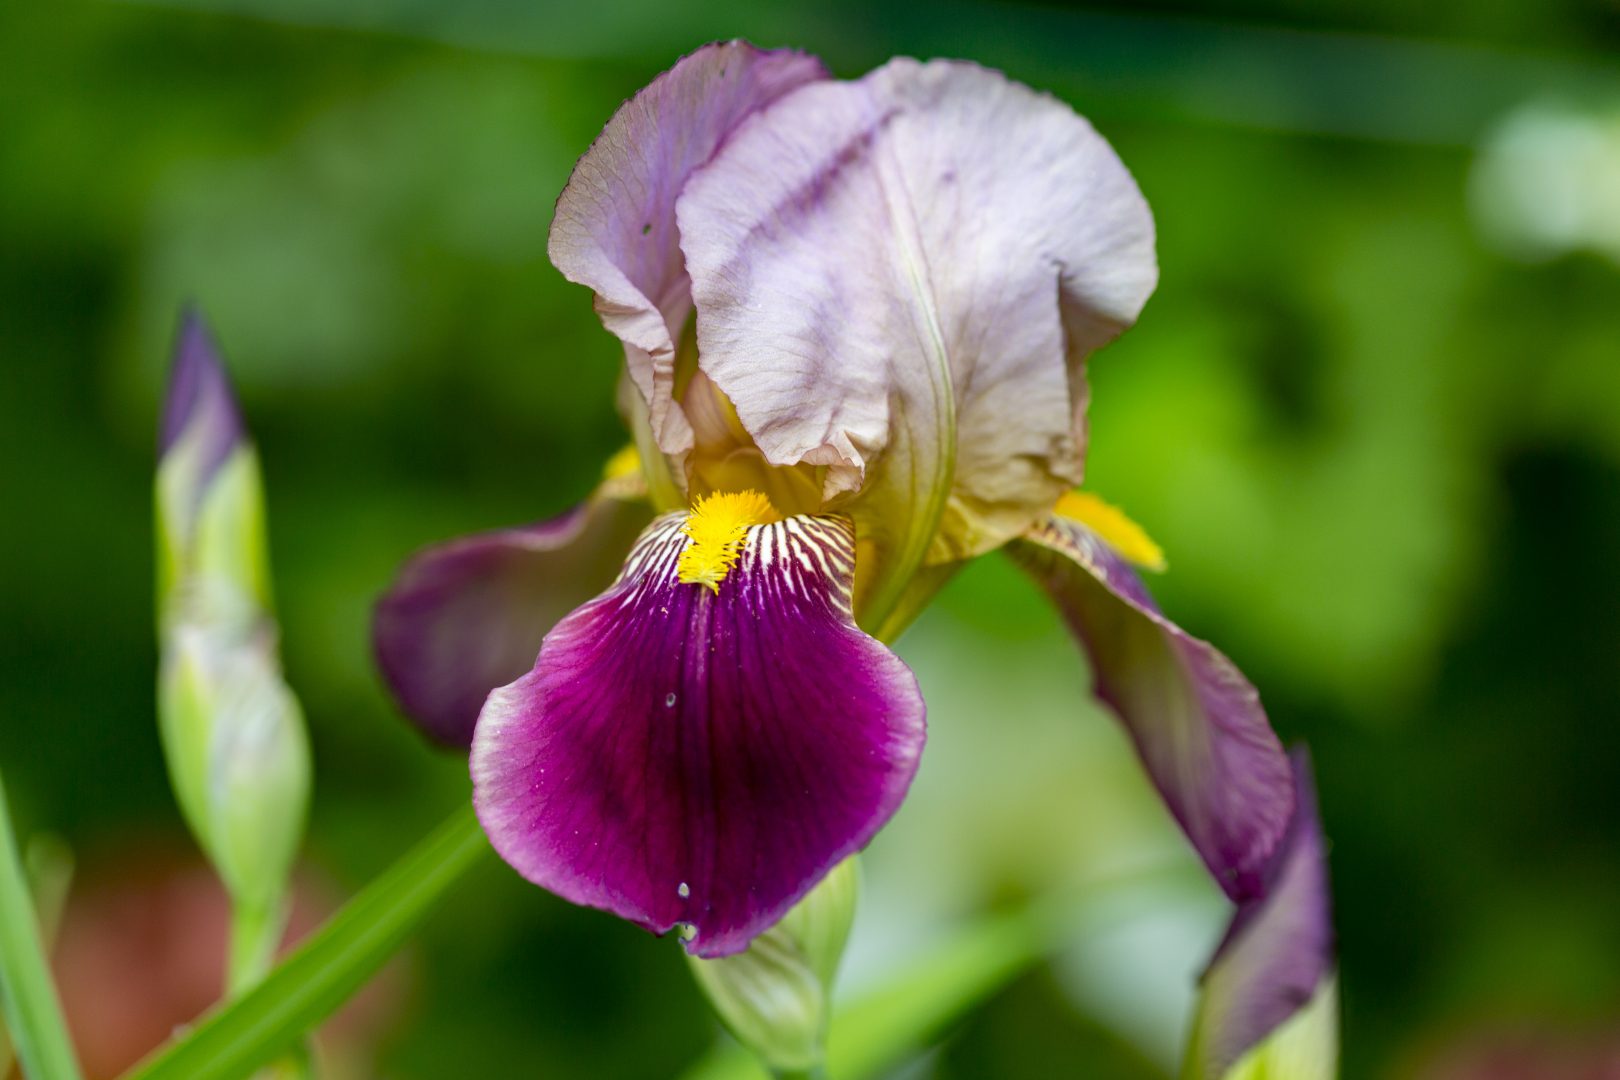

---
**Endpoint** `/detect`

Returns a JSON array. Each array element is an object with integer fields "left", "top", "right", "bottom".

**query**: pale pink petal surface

[
  {"left": 678, "top": 58, "right": 1157, "bottom": 619},
  {"left": 548, "top": 42, "right": 826, "bottom": 474}
]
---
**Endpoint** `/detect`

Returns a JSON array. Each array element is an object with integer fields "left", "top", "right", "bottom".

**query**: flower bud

[
  {"left": 686, "top": 857, "right": 858, "bottom": 1073},
  {"left": 155, "top": 312, "right": 309, "bottom": 917}
]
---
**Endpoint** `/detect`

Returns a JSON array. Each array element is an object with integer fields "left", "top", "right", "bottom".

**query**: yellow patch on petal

[
  {"left": 602, "top": 443, "right": 642, "bottom": 482},
  {"left": 678, "top": 490, "right": 780, "bottom": 593},
  {"left": 597, "top": 443, "right": 651, "bottom": 502},
  {"left": 1053, "top": 491, "right": 1167, "bottom": 571}
]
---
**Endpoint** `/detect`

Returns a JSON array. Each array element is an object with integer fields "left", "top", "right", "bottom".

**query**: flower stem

[
  {"left": 0, "top": 770, "right": 82, "bottom": 1080},
  {"left": 227, "top": 899, "right": 286, "bottom": 997},
  {"left": 123, "top": 803, "right": 489, "bottom": 1080}
]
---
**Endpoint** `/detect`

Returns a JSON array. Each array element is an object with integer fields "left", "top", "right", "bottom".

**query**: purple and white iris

[{"left": 372, "top": 39, "right": 1316, "bottom": 988}]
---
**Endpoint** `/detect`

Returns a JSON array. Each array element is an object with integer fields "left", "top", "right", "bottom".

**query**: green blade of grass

[
  {"left": 123, "top": 803, "right": 490, "bottom": 1080},
  {"left": 0, "top": 770, "right": 83, "bottom": 1080}
]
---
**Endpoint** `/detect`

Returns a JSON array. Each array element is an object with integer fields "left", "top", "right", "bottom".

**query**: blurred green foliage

[{"left": 3, "top": 0, "right": 1619, "bottom": 1077}]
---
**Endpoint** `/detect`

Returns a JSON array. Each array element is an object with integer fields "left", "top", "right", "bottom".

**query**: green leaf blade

[
  {"left": 124, "top": 804, "right": 490, "bottom": 1080},
  {"left": 0, "top": 771, "right": 83, "bottom": 1080}
]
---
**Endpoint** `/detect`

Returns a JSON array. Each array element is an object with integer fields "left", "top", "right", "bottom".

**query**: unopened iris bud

[
  {"left": 156, "top": 312, "right": 309, "bottom": 930},
  {"left": 686, "top": 857, "right": 858, "bottom": 1074}
]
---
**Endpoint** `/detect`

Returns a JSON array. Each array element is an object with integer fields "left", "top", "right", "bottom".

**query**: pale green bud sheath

[
  {"left": 156, "top": 311, "right": 311, "bottom": 995},
  {"left": 686, "top": 858, "right": 858, "bottom": 1078}
]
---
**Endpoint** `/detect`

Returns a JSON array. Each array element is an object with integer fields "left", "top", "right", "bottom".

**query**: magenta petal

[
  {"left": 1009, "top": 516, "right": 1293, "bottom": 900},
  {"left": 471, "top": 513, "right": 925, "bottom": 957},
  {"left": 548, "top": 42, "right": 826, "bottom": 459},
  {"left": 372, "top": 497, "right": 652, "bottom": 748},
  {"left": 1192, "top": 750, "right": 1335, "bottom": 1076}
]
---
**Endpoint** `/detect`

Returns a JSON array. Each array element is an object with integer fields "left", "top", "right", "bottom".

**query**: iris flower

[{"left": 373, "top": 41, "right": 1296, "bottom": 960}]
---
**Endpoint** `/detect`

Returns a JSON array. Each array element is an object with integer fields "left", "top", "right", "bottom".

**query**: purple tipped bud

[
  {"left": 154, "top": 308, "right": 308, "bottom": 922},
  {"left": 161, "top": 310, "right": 246, "bottom": 515}
]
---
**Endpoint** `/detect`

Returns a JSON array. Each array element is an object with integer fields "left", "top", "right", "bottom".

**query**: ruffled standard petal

[
  {"left": 1186, "top": 750, "right": 1336, "bottom": 1079},
  {"left": 471, "top": 512, "right": 925, "bottom": 957},
  {"left": 548, "top": 42, "right": 826, "bottom": 478},
  {"left": 678, "top": 58, "right": 1157, "bottom": 624},
  {"left": 373, "top": 496, "right": 653, "bottom": 748},
  {"left": 1008, "top": 514, "right": 1292, "bottom": 900}
]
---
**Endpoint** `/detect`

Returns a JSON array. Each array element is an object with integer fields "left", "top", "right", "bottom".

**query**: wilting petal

[
  {"left": 373, "top": 496, "right": 653, "bottom": 747},
  {"left": 548, "top": 41, "right": 826, "bottom": 478},
  {"left": 471, "top": 513, "right": 925, "bottom": 957},
  {"left": 1008, "top": 514, "right": 1292, "bottom": 899},
  {"left": 679, "top": 58, "right": 1157, "bottom": 623},
  {"left": 1186, "top": 751, "right": 1337, "bottom": 1079}
]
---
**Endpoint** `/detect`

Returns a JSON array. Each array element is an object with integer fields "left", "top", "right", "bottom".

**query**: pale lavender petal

[
  {"left": 1009, "top": 515, "right": 1293, "bottom": 899},
  {"left": 161, "top": 309, "right": 246, "bottom": 516},
  {"left": 1189, "top": 750, "right": 1335, "bottom": 1077},
  {"left": 471, "top": 512, "right": 925, "bottom": 957},
  {"left": 373, "top": 497, "right": 652, "bottom": 748},
  {"left": 548, "top": 41, "right": 826, "bottom": 465},
  {"left": 678, "top": 59, "right": 1157, "bottom": 619}
]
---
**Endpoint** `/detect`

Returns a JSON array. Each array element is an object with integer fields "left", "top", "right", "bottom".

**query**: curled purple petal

[
  {"left": 548, "top": 41, "right": 826, "bottom": 463},
  {"left": 1191, "top": 750, "right": 1335, "bottom": 1077},
  {"left": 161, "top": 309, "right": 247, "bottom": 511},
  {"left": 471, "top": 512, "right": 925, "bottom": 957},
  {"left": 373, "top": 497, "right": 653, "bottom": 748},
  {"left": 1009, "top": 515, "right": 1293, "bottom": 900}
]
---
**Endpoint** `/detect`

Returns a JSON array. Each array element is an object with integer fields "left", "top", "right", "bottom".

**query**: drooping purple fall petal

[
  {"left": 1008, "top": 514, "right": 1293, "bottom": 900},
  {"left": 373, "top": 497, "right": 653, "bottom": 748},
  {"left": 470, "top": 512, "right": 925, "bottom": 957},
  {"left": 678, "top": 58, "right": 1157, "bottom": 619},
  {"left": 1188, "top": 749, "right": 1336, "bottom": 1077},
  {"left": 547, "top": 41, "right": 826, "bottom": 470}
]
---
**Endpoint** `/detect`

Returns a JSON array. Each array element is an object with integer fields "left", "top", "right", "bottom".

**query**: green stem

[
  {"left": 226, "top": 900, "right": 286, "bottom": 997},
  {"left": 0, "top": 770, "right": 82, "bottom": 1080},
  {"left": 123, "top": 804, "right": 490, "bottom": 1080}
]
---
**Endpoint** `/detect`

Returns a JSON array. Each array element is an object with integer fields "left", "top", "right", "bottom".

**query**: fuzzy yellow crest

[
  {"left": 1053, "top": 490, "right": 1167, "bottom": 571},
  {"left": 678, "top": 490, "right": 781, "bottom": 593}
]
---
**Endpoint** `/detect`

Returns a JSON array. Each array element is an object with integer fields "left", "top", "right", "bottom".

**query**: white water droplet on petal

[
  {"left": 677, "top": 881, "right": 690, "bottom": 899},
  {"left": 665, "top": 692, "right": 677, "bottom": 707}
]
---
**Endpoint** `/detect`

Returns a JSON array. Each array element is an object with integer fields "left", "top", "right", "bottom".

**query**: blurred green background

[{"left": 4, "top": 0, "right": 1620, "bottom": 1076}]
